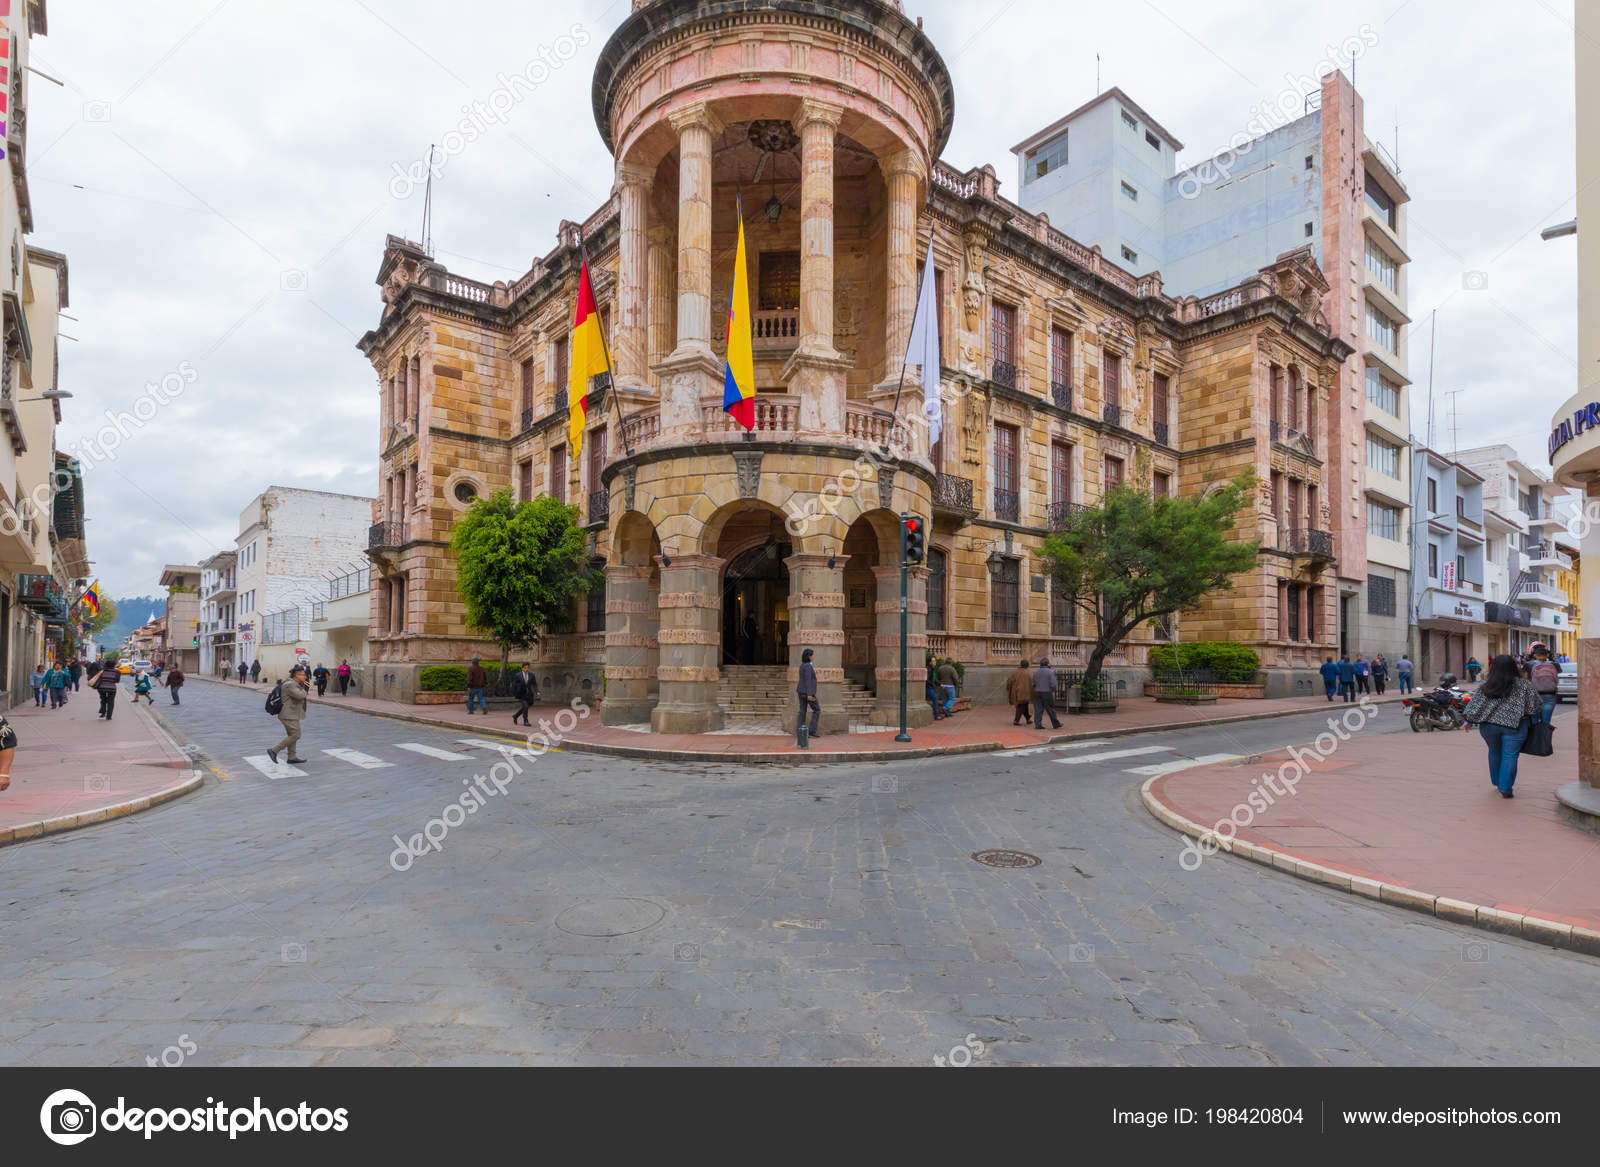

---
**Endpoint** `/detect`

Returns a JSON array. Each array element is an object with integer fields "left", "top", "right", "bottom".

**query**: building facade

[
  {"left": 358, "top": 0, "right": 1352, "bottom": 727},
  {"left": 308, "top": 565, "right": 371, "bottom": 692},
  {"left": 199, "top": 549, "right": 237, "bottom": 676},
  {"left": 159, "top": 564, "right": 201, "bottom": 672},
  {"left": 1409, "top": 447, "right": 1488, "bottom": 680},
  {"left": 1012, "top": 71, "right": 1414, "bottom": 664}
]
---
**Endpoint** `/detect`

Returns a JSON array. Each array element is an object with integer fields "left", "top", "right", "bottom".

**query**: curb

[
  {"left": 0, "top": 769, "right": 205, "bottom": 847},
  {"left": 1139, "top": 773, "right": 1600, "bottom": 960},
  {"left": 247, "top": 678, "right": 1408, "bottom": 765}
]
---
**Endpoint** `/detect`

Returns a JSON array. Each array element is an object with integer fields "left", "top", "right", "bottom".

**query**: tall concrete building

[
  {"left": 1013, "top": 71, "right": 1413, "bottom": 662},
  {"left": 159, "top": 564, "right": 201, "bottom": 672},
  {"left": 198, "top": 549, "right": 237, "bottom": 676}
]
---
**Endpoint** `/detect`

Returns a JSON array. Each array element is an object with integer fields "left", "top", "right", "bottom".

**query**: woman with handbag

[{"left": 1462, "top": 654, "right": 1543, "bottom": 799}]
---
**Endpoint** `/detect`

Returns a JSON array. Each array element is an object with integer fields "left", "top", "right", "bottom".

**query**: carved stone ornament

[
  {"left": 733, "top": 450, "right": 763, "bottom": 499},
  {"left": 624, "top": 466, "right": 637, "bottom": 513},
  {"left": 877, "top": 467, "right": 896, "bottom": 512},
  {"left": 962, "top": 395, "right": 984, "bottom": 465}
]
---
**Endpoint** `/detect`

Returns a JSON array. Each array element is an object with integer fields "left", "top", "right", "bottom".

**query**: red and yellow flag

[{"left": 567, "top": 259, "right": 610, "bottom": 459}]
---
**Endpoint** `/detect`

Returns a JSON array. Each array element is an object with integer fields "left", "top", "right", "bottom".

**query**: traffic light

[{"left": 904, "top": 515, "right": 925, "bottom": 565}]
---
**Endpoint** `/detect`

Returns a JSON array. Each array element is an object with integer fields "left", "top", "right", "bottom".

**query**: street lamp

[{"left": 12, "top": 388, "right": 72, "bottom": 403}]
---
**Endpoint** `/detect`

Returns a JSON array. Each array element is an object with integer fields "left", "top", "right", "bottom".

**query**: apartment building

[
  {"left": 159, "top": 564, "right": 201, "bottom": 672},
  {"left": 1013, "top": 71, "right": 1414, "bottom": 662},
  {"left": 198, "top": 549, "right": 237, "bottom": 676}
]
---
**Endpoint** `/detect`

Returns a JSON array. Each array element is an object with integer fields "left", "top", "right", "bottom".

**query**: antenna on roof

[
  {"left": 420, "top": 144, "right": 437, "bottom": 258},
  {"left": 1095, "top": 52, "right": 1101, "bottom": 96}
]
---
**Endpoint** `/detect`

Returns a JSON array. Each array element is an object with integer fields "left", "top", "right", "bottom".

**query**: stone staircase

[{"left": 717, "top": 665, "right": 877, "bottom": 720}]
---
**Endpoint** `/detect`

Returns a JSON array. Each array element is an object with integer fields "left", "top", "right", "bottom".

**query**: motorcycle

[{"left": 1403, "top": 673, "right": 1469, "bottom": 732}]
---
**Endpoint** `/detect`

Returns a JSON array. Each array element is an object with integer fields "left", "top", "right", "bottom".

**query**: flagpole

[{"left": 577, "top": 225, "right": 633, "bottom": 460}]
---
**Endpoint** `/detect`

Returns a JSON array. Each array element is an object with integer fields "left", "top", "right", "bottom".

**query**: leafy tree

[
  {"left": 450, "top": 489, "right": 594, "bottom": 680},
  {"left": 1039, "top": 474, "right": 1259, "bottom": 687},
  {"left": 83, "top": 595, "right": 119, "bottom": 639}
]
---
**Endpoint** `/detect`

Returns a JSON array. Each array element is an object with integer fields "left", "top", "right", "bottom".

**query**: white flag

[{"left": 904, "top": 238, "right": 942, "bottom": 447}]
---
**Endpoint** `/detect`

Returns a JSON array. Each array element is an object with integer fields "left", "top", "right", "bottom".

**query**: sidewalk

[
  {"left": 0, "top": 683, "right": 201, "bottom": 845},
  {"left": 1144, "top": 717, "right": 1600, "bottom": 954},
  {"left": 196, "top": 674, "right": 1408, "bottom": 762}
]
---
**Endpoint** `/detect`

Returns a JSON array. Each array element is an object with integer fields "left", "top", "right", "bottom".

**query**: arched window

[{"left": 926, "top": 548, "right": 947, "bottom": 631}]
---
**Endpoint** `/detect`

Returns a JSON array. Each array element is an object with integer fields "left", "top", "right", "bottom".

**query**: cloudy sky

[{"left": 25, "top": 0, "right": 1579, "bottom": 598}]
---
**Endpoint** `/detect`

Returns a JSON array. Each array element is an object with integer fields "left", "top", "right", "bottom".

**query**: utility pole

[{"left": 896, "top": 513, "right": 910, "bottom": 743}]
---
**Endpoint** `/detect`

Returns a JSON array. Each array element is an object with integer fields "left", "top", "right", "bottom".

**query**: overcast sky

[{"left": 24, "top": 0, "right": 1579, "bottom": 598}]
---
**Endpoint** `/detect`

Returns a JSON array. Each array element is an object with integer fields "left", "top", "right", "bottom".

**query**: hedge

[
  {"left": 418, "top": 663, "right": 530, "bottom": 692},
  {"left": 1147, "top": 641, "right": 1261, "bottom": 683}
]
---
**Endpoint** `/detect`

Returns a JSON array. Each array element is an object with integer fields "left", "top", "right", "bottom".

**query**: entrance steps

[{"left": 717, "top": 665, "right": 877, "bottom": 719}]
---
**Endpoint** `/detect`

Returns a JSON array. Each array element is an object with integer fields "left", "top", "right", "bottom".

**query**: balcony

[
  {"left": 553, "top": 387, "right": 569, "bottom": 415},
  {"left": 1050, "top": 380, "right": 1070, "bottom": 411},
  {"left": 588, "top": 488, "right": 610, "bottom": 527},
  {"left": 993, "top": 488, "right": 1020, "bottom": 523},
  {"left": 1103, "top": 402, "right": 1122, "bottom": 427},
  {"left": 752, "top": 309, "right": 799, "bottom": 350},
  {"left": 931, "top": 473, "right": 976, "bottom": 520},
  {"left": 991, "top": 360, "right": 1017, "bottom": 390},
  {"left": 1047, "top": 500, "right": 1089, "bottom": 530},
  {"left": 1527, "top": 542, "right": 1573, "bottom": 570},
  {"left": 1153, "top": 420, "right": 1170, "bottom": 446},
  {"left": 520, "top": 407, "right": 534, "bottom": 433},
  {"left": 1527, "top": 505, "right": 1564, "bottom": 529},
  {"left": 368, "top": 521, "right": 408, "bottom": 550},
  {"left": 1520, "top": 581, "right": 1569, "bottom": 607},
  {"left": 1280, "top": 528, "right": 1334, "bottom": 560}
]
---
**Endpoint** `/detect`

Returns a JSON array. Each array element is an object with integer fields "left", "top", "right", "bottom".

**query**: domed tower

[{"left": 593, "top": 0, "right": 955, "bottom": 732}]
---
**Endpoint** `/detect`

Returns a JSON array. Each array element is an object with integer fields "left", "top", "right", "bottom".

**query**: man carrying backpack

[
  {"left": 1527, "top": 642, "right": 1560, "bottom": 725},
  {"left": 93, "top": 658, "right": 122, "bottom": 720},
  {"left": 266, "top": 665, "right": 310, "bottom": 766}
]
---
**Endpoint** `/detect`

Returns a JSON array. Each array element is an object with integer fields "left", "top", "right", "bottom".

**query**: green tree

[
  {"left": 1039, "top": 474, "right": 1259, "bottom": 688},
  {"left": 449, "top": 489, "right": 594, "bottom": 680},
  {"left": 84, "top": 595, "right": 119, "bottom": 640}
]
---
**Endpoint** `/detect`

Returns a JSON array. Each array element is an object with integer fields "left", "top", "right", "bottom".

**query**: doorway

[{"left": 722, "top": 542, "right": 790, "bottom": 666}]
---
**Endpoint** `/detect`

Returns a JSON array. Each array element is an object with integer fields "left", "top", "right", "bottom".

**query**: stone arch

[{"left": 614, "top": 509, "right": 661, "bottom": 567}]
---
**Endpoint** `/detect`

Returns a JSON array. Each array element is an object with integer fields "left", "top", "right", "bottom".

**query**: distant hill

[{"left": 104, "top": 595, "right": 163, "bottom": 645}]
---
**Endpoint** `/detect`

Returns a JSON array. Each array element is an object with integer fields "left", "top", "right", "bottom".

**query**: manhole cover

[
  {"left": 555, "top": 898, "right": 666, "bottom": 937},
  {"left": 972, "top": 849, "right": 1042, "bottom": 868}
]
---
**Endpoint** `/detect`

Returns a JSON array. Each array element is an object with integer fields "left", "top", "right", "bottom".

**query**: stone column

[
  {"left": 613, "top": 161, "right": 653, "bottom": 393},
  {"left": 646, "top": 225, "right": 675, "bottom": 388},
  {"left": 782, "top": 100, "right": 853, "bottom": 437},
  {"left": 652, "top": 552, "right": 724, "bottom": 733},
  {"left": 871, "top": 563, "right": 932, "bottom": 728},
  {"left": 786, "top": 553, "right": 850, "bottom": 734},
  {"left": 600, "top": 564, "right": 658, "bottom": 726},
  {"left": 655, "top": 102, "right": 724, "bottom": 439},
  {"left": 881, "top": 150, "right": 924, "bottom": 386}
]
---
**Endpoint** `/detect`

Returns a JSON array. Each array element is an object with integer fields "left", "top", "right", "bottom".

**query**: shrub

[
  {"left": 419, "top": 665, "right": 468, "bottom": 692},
  {"left": 1147, "top": 641, "right": 1260, "bottom": 683}
]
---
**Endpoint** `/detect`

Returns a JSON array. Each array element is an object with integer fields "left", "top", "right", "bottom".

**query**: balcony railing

[
  {"left": 588, "top": 488, "right": 610, "bottom": 526},
  {"left": 991, "top": 360, "right": 1017, "bottom": 390},
  {"left": 1153, "top": 420, "right": 1170, "bottom": 446},
  {"left": 752, "top": 309, "right": 799, "bottom": 348},
  {"left": 1527, "top": 542, "right": 1573, "bottom": 570},
  {"left": 931, "top": 473, "right": 976, "bottom": 516},
  {"left": 368, "top": 521, "right": 407, "bottom": 549},
  {"left": 1048, "top": 500, "right": 1090, "bottom": 530},
  {"left": 520, "top": 407, "right": 534, "bottom": 432},
  {"left": 993, "top": 488, "right": 1020, "bottom": 523},
  {"left": 553, "top": 387, "right": 568, "bottom": 415},
  {"left": 1103, "top": 403, "right": 1122, "bottom": 427},
  {"left": 1280, "top": 528, "right": 1334, "bottom": 559},
  {"left": 310, "top": 601, "right": 327, "bottom": 622},
  {"left": 1050, "top": 380, "right": 1070, "bottom": 410}
]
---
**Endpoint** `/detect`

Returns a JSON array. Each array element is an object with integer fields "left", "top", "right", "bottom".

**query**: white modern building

[
  {"left": 198, "top": 549, "right": 237, "bottom": 676},
  {"left": 1409, "top": 447, "right": 1486, "bottom": 680},
  {"left": 308, "top": 564, "right": 371, "bottom": 692}
]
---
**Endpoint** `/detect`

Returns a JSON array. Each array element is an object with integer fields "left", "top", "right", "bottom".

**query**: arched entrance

[{"left": 721, "top": 542, "right": 790, "bottom": 665}]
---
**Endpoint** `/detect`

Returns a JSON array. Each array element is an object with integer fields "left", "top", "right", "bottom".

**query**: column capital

[
  {"left": 668, "top": 100, "right": 724, "bottom": 138},
  {"left": 793, "top": 98, "right": 844, "bottom": 133},
  {"left": 882, "top": 149, "right": 926, "bottom": 182},
  {"left": 872, "top": 563, "right": 904, "bottom": 582},
  {"left": 785, "top": 552, "right": 847, "bottom": 573},
  {"left": 615, "top": 159, "right": 655, "bottom": 189}
]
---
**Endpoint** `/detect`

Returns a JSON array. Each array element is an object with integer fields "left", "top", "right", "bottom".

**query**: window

[
  {"left": 1050, "top": 442, "right": 1072, "bottom": 505},
  {"left": 1366, "top": 434, "right": 1401, "bottom": 479},
  {"left": 1050, "top": 326, "right": 1072, "bottom": 396},
  {"left": 1121, "top": 110, "right": 1138, "bottom": 129},
  {"left": 550, "top": 445, "right": 567, "bottom": 505},
  {"left": 1365, "top": 303, "right": 1398, "bottom": 351},
  {"left": 1307, "top": 586, "right": 1321, "bottom": 641},
  {"left": 1153, "top": 373, "right": 1169, "bottom": 432},
  {"left": 1102, "top": 352, "right": 1121, "bottom": 407},
  {"left": 1427, "top": 477, "right": 1438, "bottom": 515},
  {"left": 1121, "top": 180, "right": 1138, "bottom": 201},
  {"left": 518, "top": 459, "right": 533, "bottom": 502},
  {"left": 1271, "top": 470, "right": 1284, "bottom": 518},
  {"left": 554, "top": 335, "right": 570, "bottom": 399},
  {"left": 933, "top": 267, "right": 947, "bottom": 363},
  {"left": 1146, "top": 130, "right": 1161, "bottom": 150},
  {"left": 990, "top": 301, "right": 1016, "bottom": 366},
  {"left": 1456, "top": 554, "right": 1466, "bottom": 588},
  {"left": 926, "top": 548, "right": 947, "bottom": 631},
  {"left": 453, "top": 481, "right": 477, "bottom": 504},
  {"left": 1027, "top": 134, "right": 1068, "bottom": 181},
  {"left": 991, "top": 557, "right": 1020, "bottom": 634},
  {"left": 586, "top": 561, "right": 606, "bottom": 632},
  {"left": 1286, "top": 583, "right": 1302, "bottom": 642},
  {"left": 1104, "top": 455, "right": 1124, "bottom": 492},
  {"left": 1121, "top": 245, "right": 1138, "bottom": 263},
  {"left": 994, "top": 422, "right": 1019, "bottom": 518},
  {"left": 1269, "top": 364, "right": 1283, "bottom": 425},
  {"left": 1051, "top": 576, "right": 1076, "bottom": 635},
  {"left": 520, "top": 358, "right": 535, "bottom": 414},
  {"left": 1153, "top": 471, "right": 1171, "bottom": 498},
  {"left": 1368, "top": 574, "right": 1396, "bottom": 617},
  {"left": 1365, "top": 238, "right": 1398, "bottom": 291},
  {"left": 1428, "top": 543, "right": 1439, "bottom": 579},
  {"left": 1365, "top": 172, "right": 1397, "bottom": 228},
  {"left": 1366, "top": 500, "right": 1400, "bottom": 540},
  {"left": 1365, "top": 366, "right": 1399, "bottom": 414},
  {"left": 758, "top": 250, "right": 801, "bottom": 311},
  {"left": 1304, "top": 154, "right": 1314, "bottom": 170},
  {"left": 1304, "top": 221, "right": 1314, "bottom": 237},
  {"left": 588, "top": 426, "right": 607, "bottom": 493}
]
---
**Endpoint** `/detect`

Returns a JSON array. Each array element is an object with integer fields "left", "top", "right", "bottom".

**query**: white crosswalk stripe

[
  {"left": 394, "top": 743, "right": 476, "bottom": 761},
  {"left": 457, "top": 736, "right": 543, "bottom": 758},
  {"left": 1053, "top": 745, "right": 1174, "bottom": 766},
  {"left": 242, "top": 754, "right": 305, "bottom": 779},
  {"left": 1124, "top": 753, "right": 1242, "bottom": 778},
  {"left": 997, "top": 739, "right": 1112, "bottom": 758},
  {"left": 322, "top": 748, "right": 393, "bottom": 770}
]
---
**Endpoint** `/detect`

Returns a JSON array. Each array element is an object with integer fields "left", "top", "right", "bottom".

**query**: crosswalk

[
  {"left": 999, "top": 738, "right": 1244, "bottom": 779},
  {"left": 238, "top": 737, "right": 541, "bottom": 779}
]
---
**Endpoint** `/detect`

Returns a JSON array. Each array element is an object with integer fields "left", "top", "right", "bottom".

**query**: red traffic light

[{"left": 905, "top": 517, "right": 920, "bottom": 533}]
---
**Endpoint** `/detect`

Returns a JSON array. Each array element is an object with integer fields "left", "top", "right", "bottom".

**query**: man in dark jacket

[
  {"left": 1032, "top": 658, "right": 1062, "bottom": 730},
  {"left": 1336, "top": 656, "right": 1357, "bottom": 703},
  {"left": 1006, "top": 659, "right": 1034, "bottom": 726},
  {"left": 1319, "top": 657, "right": 1339, "bottom": 701},
  {"left": 796, "top": 648, "right": 820, "bottom": 738},
  {"left": 249, "top": 660, "right": 261, "bottom": 683},
  {"left": 466, "top": 658, "right": 489, "bottom": 715},
  {"left": 510, "top": 663, "right": 535, "bottom": 726},
  {"left": 93, "top": 658, "right": 121, "bottom": 720},
  {"left": 238, "top": 661, "right": 248, "bottom": 684},
  {"left": 165, "top": 665, "right": 185, "bottom": 704},
  {"left": 68, "top": 659, "right": 82, "bottom": 691}
]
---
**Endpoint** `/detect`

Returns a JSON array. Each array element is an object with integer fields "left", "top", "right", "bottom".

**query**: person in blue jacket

[
  {"left": 1319, "top": 657, "right": 1339, "bottom": 702},
  {"left": 1336, "top": 655, "right": 1358, "bottom": 703}
]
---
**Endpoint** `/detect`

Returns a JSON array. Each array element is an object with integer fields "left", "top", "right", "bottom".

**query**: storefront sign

[{"left": 1550, "top": 401, "right": 1600, "bottom": 460}]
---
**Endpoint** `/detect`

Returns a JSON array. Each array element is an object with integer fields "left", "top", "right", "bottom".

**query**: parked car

[{"left": 1557, "top": 661, "right": 1578, "bottom": 702}]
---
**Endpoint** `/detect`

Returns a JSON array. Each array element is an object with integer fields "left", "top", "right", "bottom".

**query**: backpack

[{"left": 265, "top": 682, "right": 284, "bottom": 716}]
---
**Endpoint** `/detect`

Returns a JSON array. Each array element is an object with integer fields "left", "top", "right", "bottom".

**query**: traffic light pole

[{"left": 897, "top": 512, "right": 910, "bottom": 743}]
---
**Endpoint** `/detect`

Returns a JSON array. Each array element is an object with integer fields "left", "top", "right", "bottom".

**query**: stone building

[{"left": 357, "top": 0, "right": 1353, "bottom": 727}]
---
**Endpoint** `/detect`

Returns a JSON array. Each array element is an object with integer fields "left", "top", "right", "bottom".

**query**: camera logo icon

[
  {"left": 1462, "top": 941, "right": 1489, "bottom": 963},
  {"left": 1462, "top": 270, "right": 1489, "bottom": 291},
  {"left": 1067, "top": 942, "right": 1096, "bottom": 963},
  {"left": 40, "top": 1088, "right": 96, "bottom": 1146},
  {"left": 674, "top": 942, "right": 700, "bottom": 962},
  {"left": 871, "top": 774, "right": 898, "bottom": 793},
  {"left": 280, "top": 269, "right": 308, "bottom": 292},
  {"left": 82, "top": 101, "right": 111, "bottom": 123},
  {"left": 280, "top": 941, "right": 307, "bottom": 963},
  {"left": 83, "top": 774, "right": 110, "bottom": 794}
]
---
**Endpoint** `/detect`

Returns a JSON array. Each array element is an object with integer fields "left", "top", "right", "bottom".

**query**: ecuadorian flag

[
  {"left": 568, "top": 259, "right": 610, "bottom": 459},
  {"left": 80, "top": 580, "right": 101, "bottom": 618},
  {"left": 722, "top": 197, "right": 756, "bottom": 431}
]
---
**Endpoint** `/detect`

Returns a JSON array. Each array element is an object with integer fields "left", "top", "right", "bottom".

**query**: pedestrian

[
  {"left": 337, "top": 659, "right": 352, "bottom": 696},
  {"left": 1336, "top": 655, "right": 1356, "bottom": 703},
  {"left": 266, "top": 664, "right": 311, "bottom": 766},
  {"left": 312, "top": 662, "right": 329, "bottom": 697},
  {"left": 1397, "top": 654, "right": 1414, "bottom": 695},
  {"left": 1527, "top": 642, "right": 1559, "bottom": 725},
  {"left": 796, "top": 647, "right": 821, "bottom": 739},
  {"left": 1032, "top": 658, "right": 1063, "bottom": 730},
  {"left": 0, "top": 708, "right": 16, "bottom": 792},
  {"left": 742, "top": 612, "right": 758, "bottom": 666},
  {"left": 93, "top": 658, "right": 121, "bottom": 720},
  {"left": 29, "top": 663, "right": 45, "bottom": 708},
  {"left": 1371, "top": 654, "right": 1389, "bottom": 696},
  {"left": 510, "top": 662, "right": 536, "bottom": 726},
  {"left": 68, "top": 658, "right": 82, "bottom": 692},
  {"left": 238, "top": 661, "right": 248, "bottom": 684},
  {"left": 132, "top": 670, "right": 154, "bottom": 705},
  {"left": 1353, "top": 654, "right": 1371, "bottom": 695},
  {"left": 45, "top": 662, "right": 68, "bottom": 709},
  {"left": 249, "top": 660, "right": 261, "bottom": 684},
  {"left": 935, "top": 657, "right": 960, "bottom": 718},
  {"left": 165, "top": 664, "right": 185, "bottom": 705},
  {"left": 1466, "top": 656, "right": 1483, "bottom": 683},
  {"left": 466, "top": 658, "right": 489, "bottom": 715},
  {"left": 1462, "top": 654, "right": 1542, "bottom": 798},
  {"left": 924, "top": 656, "right": 940, "bottom": 720},
  {"left": 1006, "top": 658, "right": 1034, "bottom": 726},
  {"left": 1318, "top": 657, "right": 1338, "bottom": 702}
]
